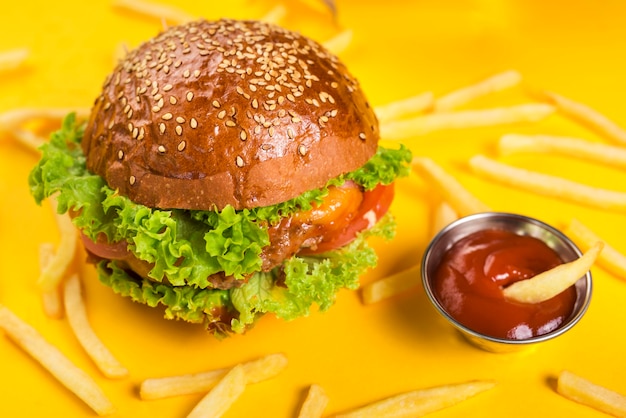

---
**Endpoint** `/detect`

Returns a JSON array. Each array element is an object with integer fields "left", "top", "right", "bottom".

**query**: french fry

[
  {"left": 0, "top": 107, "right": 90, "bottom": 131},
  {"left": 0, "top": 304, "right": 115, "bottom": 416},
  {"left": 261, "top": 4, "right": 287, "bottom": 24},
  {"left": 38, "top": 208, "right": 78, "bottom": 293},
  {"left": 186, "top": 364, "right": 247, "bottom": 418},
  {"left": 296, "top": 0, "right": 337, "bottom": 17},
  {"left": 111, "top": 0, "right": 195, "bottom": 24},
  {"left": 503, "top": 242, "right": 602, "bottom": 304},
  {"left": 541, "top": 90, "right": 626, "bottom": 145},
  {"left": 469, "top": 154, "right": 626, "bottom": 212},
  {"left": 297, "top": 384, "right": 329, "bottom": 418},
  {"left": 64, "top": 274, "right": 129, "bottom": 379},
  {"left": 322, "top": 29, "right": 353, "bottom": 55},
  {"left": 374, "top": 92, "right": 434, "bottom": 124},
  {"left": 362, "top": 265, "right": 421, "bottom": 305},
  {"left": 0, "top": 48, "right": 29, "bottom": 72},
  {"left": 140, "top": 353, "right": 288, "bottom": 400},
  {"left": 557, "top": 370, "right": 626, "bottom": 417},
  {"left": 11, "top": 128, "right": 47, "bottom": 153},
  {"left": 434, "top": 70, "right": 523, "bottom": 112},
  {"left": 113, "top": 42, "right": 129, "bottom": 65},
  {"left": 412, "top": 157, "right": 491, "bottom": 217},
  {"left": 381, "top": 104, "right": 554, "bottom": 139},
  {"left": 39, "top": 243, "right": 63, "bottom": 319},
  {"left": 431, "top": 200, "right": 458, "bottom": 238},
  {"left": 498, "top": 134, "right": 626, "bottom": 168},
  {"left": 335, "top": 380, "right": 496, "bottom": 418},
  {"left": 565, "top": 219, "right": 626, "bottom": 280}
]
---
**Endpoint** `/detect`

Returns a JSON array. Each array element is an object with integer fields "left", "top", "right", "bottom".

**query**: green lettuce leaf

[{"left": 97, "top": 214, "right": 394, "bottom": 336}]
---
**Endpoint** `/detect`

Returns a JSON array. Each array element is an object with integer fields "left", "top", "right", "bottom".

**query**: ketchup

[{"left": 432, "top": 228, "right": 577, "bottom": 340}]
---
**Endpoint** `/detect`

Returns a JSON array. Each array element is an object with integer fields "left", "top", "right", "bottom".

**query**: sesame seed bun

[{"left": 82, "top": 19, "right": 379, "bottom": 210}]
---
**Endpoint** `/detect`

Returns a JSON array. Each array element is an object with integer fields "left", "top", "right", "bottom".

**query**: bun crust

[{"left": 82, "top": 19, "right": 379, "bottom": 210}]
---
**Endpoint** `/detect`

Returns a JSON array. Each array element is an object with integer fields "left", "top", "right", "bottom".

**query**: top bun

[{"left": 82, "top": 19, "right": 379, "bottom": 210}]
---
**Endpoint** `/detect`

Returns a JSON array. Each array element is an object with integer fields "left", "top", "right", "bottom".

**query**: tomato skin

[
  {"left": 80, "top": 232, "right": 129, "bottom": 260},
  {"left": 300, "top": 183, "right": 395, "bottom": 254}
]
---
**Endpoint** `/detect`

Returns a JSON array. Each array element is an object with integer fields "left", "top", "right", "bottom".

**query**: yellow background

[{"left": 1, "top": 0, "right": 626, "bottom": 416}]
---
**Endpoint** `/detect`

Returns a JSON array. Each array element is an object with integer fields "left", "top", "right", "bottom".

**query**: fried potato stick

[
  {"left": 362, "top": 265, "right": 421, "bottom": 305},
  {"left": 374, "top": 92, "right": 434, "bottom": 124},
  {"left": 0, "top": 48, "right": 29, "bottom": 72},
  {"left": 323, "top": 29, "right": 353, "bottom": 55},
  {"left": 297, "top": 384, "right": 329, "bottom": 418},
  {"left": 557, "top": 370, "right": 626, "bottom": 417},
  {"left": 335, "top": 380, "right": 496, "bottom": 418},
  {"left": 503, "top": 242, "right": 602, "bottom": 304},
  {"left": 412, "top": 157, "right": 491, "bottom": 217},
  {"left": 39, "top": 243, "right": 64, "bottom": 319},
  {"left": 261, "top": 4, "right": 287, "bottom": 24},
  {"left": 541, "top": 90, "right": 626, "bottom": 145},
  {"left": 0, "top": 107, "right": 90, "bottom": 131},
  {"left": 434, "top": 70, "right": 522, "bottom": 112},
  {"left": 186, "top": 364, "right": 247, "bottom": 418},
  {"left": 431, "top": 200, "right": 458, "bottom": 239},
  {"left": 38, "top": 209, "right": 78, "bottom": 293},
  {"left": 64, "top": 274, "right": 129, "bottom": 379},
  {"left": 112, "top": 0, "right": 196, "bottom": 24},
  {"left": 381, "top": 104, "right": 554, "bottom": 139},
  {"left": 499, "top": 134, "right": 626, "bottom": 169},
  {"left": 140, "top": 353, "right": 288, "bottom": 400},
  {"left": 469, "top": 155, "right": 626, "bottom": 212},
  {"left": 565, "top": 219, "right": 626, "bottom": 280},
  {"left": 0, "top": 305, "right": 115, "bottom": 416}
]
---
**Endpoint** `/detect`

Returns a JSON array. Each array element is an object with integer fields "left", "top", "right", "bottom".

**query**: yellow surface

[{"left": 1, "top": 0, "right": 626, "bottom": 417}]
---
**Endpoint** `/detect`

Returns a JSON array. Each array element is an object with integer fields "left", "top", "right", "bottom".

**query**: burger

[{"left": 29, "top": 19, "right": 411, "bottom": 336}]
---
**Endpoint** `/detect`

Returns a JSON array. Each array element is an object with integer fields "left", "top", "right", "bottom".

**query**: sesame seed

[
  {"left": 359, "top": 132, "right": 367, "bottom": 140},
  {"left": 176, "top": 125, "right": 183, "bottom": 135},
  {"left": 129, "top": 175, "right": 136, "bottom": 185},
  {"left": 225, "top": 120, "right": 236, "bottom": 127},
  {"left": 186, "top": 91, "right": 194, "bottom": 101},
  {"left": 159, "top": 123, "right": 166, "bottom": 134},
  {"left": 162, "top": 113, "right": 173, "bottom": 120},
  {"left": 212, "top": 100, "right": 221, "bottom": 108},
  {"left": 158, "top": 145, "right": 166, "bottom": 153},
  {"left": 152, "top": 106, "right": 161, "bottom": 113},
  {"left": 118, "top": 150, "right": 124, "bottom": 160},
  {"left": 236, "top": 156, "right": 244, "bottom": 167},
  {"left": 217, "top": 110, "right": 226, "bottom": 119},
  {"left": 177, "top": 141, "right": 186, "bottom": 151},
  {"left": 298, "top": 145, "right": 308, "bottom": 156},
  {"left": 163, "top": 84, "right": 173, "bottom": 91},
  {"left": 190, "top": 118, "right": 198, "bottom": 128},
  {"left": 240, "top": 130, "right": 247, "bottom": 140},
  {"left": 176, "top": 116, "right": 185, "bottom": 123},
  {"left": 170, "top": 96, "right": 177, "bottom": 104}
]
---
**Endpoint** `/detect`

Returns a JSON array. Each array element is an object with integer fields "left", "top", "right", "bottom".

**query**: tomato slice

[
  {"left": 300, "top": 183, "right": 395, "bottom": 254},
  {"left": 80, "top": 232, "right": 129, "bottom": 260}
]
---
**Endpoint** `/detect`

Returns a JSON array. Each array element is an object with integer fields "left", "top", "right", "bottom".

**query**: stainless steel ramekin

[{"left": 421, "top": 212, "right": 592, "bottom": 353}]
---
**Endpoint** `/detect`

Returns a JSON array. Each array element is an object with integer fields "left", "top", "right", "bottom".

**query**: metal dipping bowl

[{"left": 421, "top": 212, "right": 593, "bottom": 353}]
